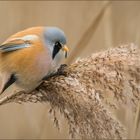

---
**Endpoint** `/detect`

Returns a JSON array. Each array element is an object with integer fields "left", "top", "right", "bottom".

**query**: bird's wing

[{"left": 0, "top": 38, "right": 31, "bottom": 53}]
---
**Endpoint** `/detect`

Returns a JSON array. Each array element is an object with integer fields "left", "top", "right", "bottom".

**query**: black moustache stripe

[{"left": 52, "top": 43, "right": 61, "bottom": 59}]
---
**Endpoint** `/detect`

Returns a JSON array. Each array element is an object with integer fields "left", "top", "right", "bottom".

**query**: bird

[{"left": 0, "top": 26, "right": 69, "bottom": 94}]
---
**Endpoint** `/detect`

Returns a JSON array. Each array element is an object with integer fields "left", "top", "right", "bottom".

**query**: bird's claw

[
  {"left": 57, "top": 64, "right": 68, "bottom": 76},
  {"left": 42, "top": 64, "right": 68, "bottom": 81}
]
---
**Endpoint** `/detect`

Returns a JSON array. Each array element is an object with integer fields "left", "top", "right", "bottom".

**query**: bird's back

[{"left": 0, "top": 26, "right": 51, "bottom": 90}]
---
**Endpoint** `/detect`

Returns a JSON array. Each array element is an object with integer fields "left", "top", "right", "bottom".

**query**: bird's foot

[
  {"left": 57, "top": 64, "right": 68, "bottom": 76},
  {"left": 42, "top": 64, "right": 68, "bottom": 81}
]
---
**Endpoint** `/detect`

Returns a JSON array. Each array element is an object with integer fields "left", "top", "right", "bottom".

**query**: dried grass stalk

[{"left": 0, "top": 43, "right": 140, "bottom": 139}]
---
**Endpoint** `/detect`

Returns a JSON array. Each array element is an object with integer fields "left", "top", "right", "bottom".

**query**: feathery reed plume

[{"left": 0, "top": 43, "right": 140, "bottom": 138}]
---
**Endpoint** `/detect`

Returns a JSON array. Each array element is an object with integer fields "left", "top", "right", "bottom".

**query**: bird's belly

[
  {"left": 0, "top": 48, "right": 61, "bottom": 92},
  {"left": 16, "top": 53, "right": 52, "bottom": 89}
]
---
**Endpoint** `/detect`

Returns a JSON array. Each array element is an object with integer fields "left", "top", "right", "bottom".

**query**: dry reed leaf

[
  {"left": 67, "top": 1, "right": 111, "bottom": 64},
  {"left": 134, "top": 102, "right": 140, "bottom": 136},
  {"left": 0, "top": 43, "right": 140, "bottom": 139}
]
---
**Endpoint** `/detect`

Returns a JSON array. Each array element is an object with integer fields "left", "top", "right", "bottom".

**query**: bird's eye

[{"left": 55, "top": 42, "right": 62, "bottom": 49}]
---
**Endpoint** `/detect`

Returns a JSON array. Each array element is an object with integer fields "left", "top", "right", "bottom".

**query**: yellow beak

[
  {"left": 62, "top": 45, "right": 69, "bottom": 52},
  {"left": 62, "top": 45, "right": 69, "bottom": 58}
]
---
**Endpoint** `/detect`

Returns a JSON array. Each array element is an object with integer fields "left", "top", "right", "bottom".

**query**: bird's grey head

[{"left": 43, "top": 27, "right": 68, "bottom": 59}]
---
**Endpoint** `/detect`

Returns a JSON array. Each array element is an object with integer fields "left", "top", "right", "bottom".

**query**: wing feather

[{"left": 0, "top": 39, "right": 31, "bottom": 53}]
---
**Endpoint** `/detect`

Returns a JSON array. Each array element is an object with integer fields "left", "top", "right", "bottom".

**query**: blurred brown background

[{"left": 0, "top": 1, "right": 140, "bottom": 139}]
